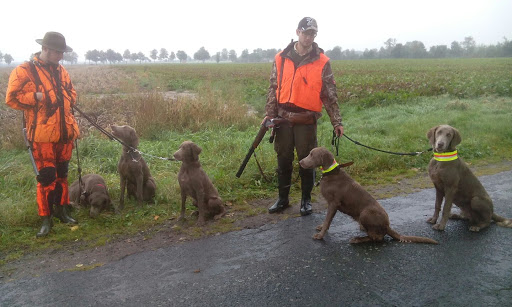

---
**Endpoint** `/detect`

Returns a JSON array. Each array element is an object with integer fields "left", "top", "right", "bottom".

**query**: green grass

[{"left": 1, "top": 58, "right": 512, "bottom": 262}]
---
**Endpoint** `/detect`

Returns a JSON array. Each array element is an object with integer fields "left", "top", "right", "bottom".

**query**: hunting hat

[
  {"left": 36, "top": 32, "right": 73, "bottom": 52},
  {"left": 298, "top": 17, "right": 318, "bottom": 32}
]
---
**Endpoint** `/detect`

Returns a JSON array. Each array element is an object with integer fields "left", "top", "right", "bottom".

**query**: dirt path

[{"left": 1, "top": 161, "right": 511, "bottom": 282}]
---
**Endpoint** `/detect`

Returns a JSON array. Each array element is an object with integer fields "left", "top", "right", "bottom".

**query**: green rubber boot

[
  {"left": 36, "top": 216, "right": 52, "bottom": 237},
  {"left": 54, "top": 205, "right": 78, "bottom": 224}
]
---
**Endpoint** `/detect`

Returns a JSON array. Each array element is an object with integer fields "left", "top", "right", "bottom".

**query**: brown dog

[
  {"left": 299, "top": 147, "right": 438, "bottom": 244},
  {"left": 110, "top": 125, "right": 156, "bottom": 211},
  {"left": 427, "top": 124, "right": 512, "bottom": 231},
  {"left": 69, "top": 174, "right": 111, "bottom": 218},
  {"left": 173, "top": 141, "right": 225, "bottom": 226}
]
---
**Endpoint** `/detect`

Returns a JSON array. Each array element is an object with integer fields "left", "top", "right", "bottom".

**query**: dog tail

[
  {"left": 387, "top": 227, "right": 439, "bottom": 244},
  {"left": 493, "top": 214, "right": 512, "bottom": 228}
]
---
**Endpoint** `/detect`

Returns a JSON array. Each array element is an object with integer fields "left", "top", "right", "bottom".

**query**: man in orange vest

[
  {"left": 263, "top": 17, "right": 344, "bottom": 215},
  {"left": 6, "top": 32, "right": 80, "bottom": 237}
]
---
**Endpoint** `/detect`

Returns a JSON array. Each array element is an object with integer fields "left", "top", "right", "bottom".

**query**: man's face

[
  {"left": 42, "top": 47, "right": 64, "bottom": 64},
  {"left": 296, "top": 29, "right": 317, "bottom": 49}
]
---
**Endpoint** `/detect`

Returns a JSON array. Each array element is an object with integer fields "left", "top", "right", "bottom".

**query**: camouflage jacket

[{"left": 265, "top": 41, "right": 343, "bottom": 127}]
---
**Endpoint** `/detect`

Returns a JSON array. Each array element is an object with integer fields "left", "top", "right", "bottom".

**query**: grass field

[{"left": 1, "top": 58, "right": 511, "bottom": 261}]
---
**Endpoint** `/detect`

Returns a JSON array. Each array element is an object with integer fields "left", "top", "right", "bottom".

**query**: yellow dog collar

[
  {"left": 434, "top": 150, "right": 458, "bottom": 161},
  {"left": 320, "top": 160, "right": 339, "bottom": 173}
]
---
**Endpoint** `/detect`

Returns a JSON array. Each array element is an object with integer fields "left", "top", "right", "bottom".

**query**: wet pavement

[{"left": 1, "top": 170, "right": 511, "bottom": 306}]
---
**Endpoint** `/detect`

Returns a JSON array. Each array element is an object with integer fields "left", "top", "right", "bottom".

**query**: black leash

[
  {"left": 332, "top": 130, "right": 432, "bottom": 156},
  {"left": 72, "top": 103, "right": 175, "bottom": 162}
]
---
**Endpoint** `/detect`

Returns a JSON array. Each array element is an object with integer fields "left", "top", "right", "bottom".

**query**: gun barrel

[
  {"left": 23, "top": 128, "right": 40, "bottom": 176},
  {"left": 235, "top": 123, "right": 269, "bottom": 178},
  {"left": 235, "top": 148, "right": 255, "bottom": 178}
]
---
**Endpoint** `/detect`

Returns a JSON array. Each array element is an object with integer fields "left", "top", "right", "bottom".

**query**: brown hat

[{"left": 36, "top": 32, "right": 73, "bottom": 52}]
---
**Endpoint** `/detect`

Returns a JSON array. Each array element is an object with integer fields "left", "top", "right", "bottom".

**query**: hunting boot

[
  {"left": 54, "top": 205, "right": 78, "bottom": 224},
  {"left": 268, "top": 170, "right": 292, "bottom": 213},
  {"left": 299, "top": 168, "right": 314, "bottom": 216},
  {"left": 36, "top": 216, "right": 52, "bottom": 237}
]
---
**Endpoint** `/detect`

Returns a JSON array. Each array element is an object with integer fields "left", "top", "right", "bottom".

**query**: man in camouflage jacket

[{"left": 263, "top": 17, "right": 344, "bottom": 216}]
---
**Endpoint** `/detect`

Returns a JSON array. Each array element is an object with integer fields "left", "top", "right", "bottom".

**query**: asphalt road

[{"left": 1, "top": 170, "right": 512, "bottom": 306}]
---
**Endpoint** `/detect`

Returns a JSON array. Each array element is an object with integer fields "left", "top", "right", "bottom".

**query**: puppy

[
  {"left": 173, "top": 141, "right": 225, "bottom": 226},
  {"left": 300, "top": 147, "right": 438, "bottom": 244},
  {"left": 427, "top": 124, "right": 512, "bottom": 231},
  {"left": 110, "top": 125, "right": 156, "bottom": 211},
  {"left": 69, "top": 174, "right": 111, "bottom": 218}
]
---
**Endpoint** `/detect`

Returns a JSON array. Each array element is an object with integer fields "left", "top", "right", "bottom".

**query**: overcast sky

[{"left": 1, "top": 0, "right": 511, "bottom": 63}]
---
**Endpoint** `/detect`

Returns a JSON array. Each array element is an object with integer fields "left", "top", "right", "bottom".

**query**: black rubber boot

[
  {"left": 54, "top": 205, "right": 78, "bottom": 224},
  {"left": 300, "top": 168, "right": 314, "bottom": 216},
  {"left": 268, "top": 170, "right": 292, "bottom": 213},
  {"left": 36, "top": 216, "right": 52, "bottom": 237}
]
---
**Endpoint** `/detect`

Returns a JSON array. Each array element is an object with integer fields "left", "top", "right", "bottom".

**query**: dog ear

[
  {"left": 321, "top": 148, "right": 334, "bottom": 168},
  {"left": 192, "top": 143, "right": 202, "bottom": 157},
  {"left": 426, "top": 126, "right": 438, "bottom": 146},
  {"left": 450, "top": 127, "right": 462, "bottom": 148},
  {"left": 131, "top": 129, "right": 139, "bottom": 147}
]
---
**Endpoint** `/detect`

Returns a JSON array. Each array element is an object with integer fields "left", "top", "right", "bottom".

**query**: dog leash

[
  {"left": 332, "top": 130, "right": 433, "bottom": 156},
  {"left": 72, "top": 102, "right": 175, "bottom": 162}
]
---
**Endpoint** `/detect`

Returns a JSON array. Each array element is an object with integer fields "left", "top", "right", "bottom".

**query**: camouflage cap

[{"left": 298, "top": 17, "right": 318, "bottom": 32}]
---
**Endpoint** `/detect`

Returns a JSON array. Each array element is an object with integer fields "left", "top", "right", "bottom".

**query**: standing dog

[
  {"left": 69, "top": 174, "right": 111, "bottom": 218},
  {"left": 111, "top": 125, "right": 156, "bottom": 211},
  {"left": 427, "top": 124, "right": 512, "bottom": 231},
  {"left": 300, "top": 147, "right": 438, "bottom": 244},
  {"left": 173, "top": 141, "right": 225, "bottom": 226}
]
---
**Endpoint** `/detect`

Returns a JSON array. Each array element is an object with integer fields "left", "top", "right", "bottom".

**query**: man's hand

[
  {"left": 335, "top": 125, "right": 344, "bottom": 137},
  {"left": 261, "top": 116, "right": 274, "bottom": 128}
]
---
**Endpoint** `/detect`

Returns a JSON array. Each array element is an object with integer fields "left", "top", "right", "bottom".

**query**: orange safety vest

[
  {"left": 275, "top": 52, "right": 329, "bottom": 112},
  {"left": 6, "top": 56, "right": 79, "bottom": 143}
]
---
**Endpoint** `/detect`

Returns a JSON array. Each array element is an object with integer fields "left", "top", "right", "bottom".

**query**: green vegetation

[{"left": 0, "top": 58, "right": 511, "bottom": 261}]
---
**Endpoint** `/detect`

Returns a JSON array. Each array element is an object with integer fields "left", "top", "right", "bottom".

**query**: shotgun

[
  {"left": 22, "top": 127, "right": 40, "bottom": 176},
  {"left": 236, "top": 119, "right": 274, "bottom": 178}
]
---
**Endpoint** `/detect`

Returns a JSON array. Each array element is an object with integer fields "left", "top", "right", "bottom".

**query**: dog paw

[
  {"left": 316, "top": 225, "right": 323, "bottom": 232},
  {"left": 469, "top": 226, "right": 481, "bottom": 232},
  {"left": 427, "top": 217, "right": 437, "bottom": 224},
  {"left": 313, "top": 233, "right": 324, "bottom": 240},
  {"left": 432, "top": 224, "right": 445, "bottom": 231},
  {"left": 449, "top": 213, "right": 465, "bottom": 220}
]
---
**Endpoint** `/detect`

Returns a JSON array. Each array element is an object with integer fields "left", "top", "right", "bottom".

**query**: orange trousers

[{"left": 31, "top": 142, "right": 74, "bottom": 217}]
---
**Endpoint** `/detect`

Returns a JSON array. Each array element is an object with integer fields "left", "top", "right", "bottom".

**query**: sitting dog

[
  {"left": 173, "top": 141, "right": 225, "bottom": 226},
  {"left": 426, "top": 124, "right": 512, "bottom": 231},
  {"left": 110, "top": 125, "right": 156, "bottom": 211},
  {"left": 299, "top": 147, "right": 438, "bottom": 244},
  {"left": 127, "top": 177, "right": 157, "bottom": 202},
  {"left": 69, "top": 174, "right": 111, "bottom": 218}
]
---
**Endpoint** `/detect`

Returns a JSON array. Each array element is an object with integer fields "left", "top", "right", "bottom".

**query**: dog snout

[
  {"left": 173, "top": 150, "right": 182, "bottom": 161},
  {"left": 435, "top": 140, "right": 446, "bottom": 151},
  {"left": 299, "top": 157, "right": 312, "bottom": 169}
]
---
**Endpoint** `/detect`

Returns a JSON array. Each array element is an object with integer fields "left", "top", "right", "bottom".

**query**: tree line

[
  {"left": 2, "top": 36, "right": 511, "bottom": 66},
  {"left": 80, "top": 36, "right": 512, "bottom": 65}
]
